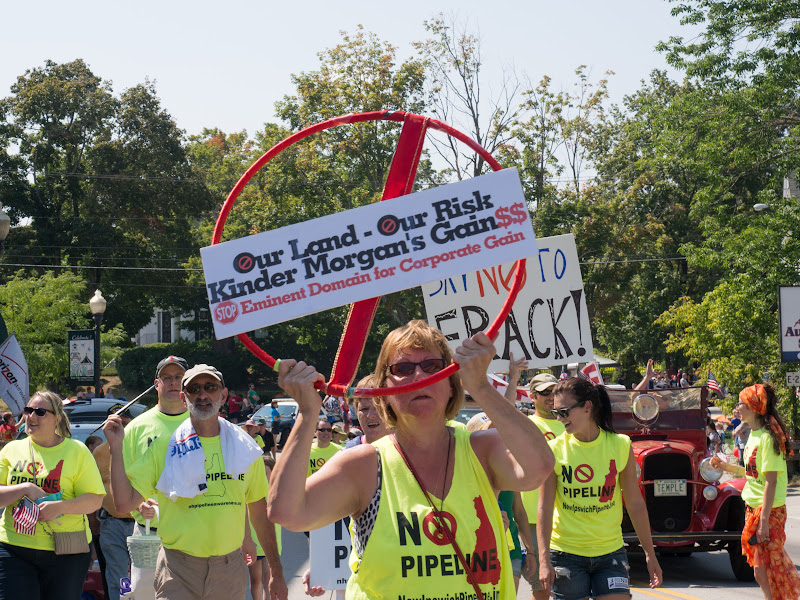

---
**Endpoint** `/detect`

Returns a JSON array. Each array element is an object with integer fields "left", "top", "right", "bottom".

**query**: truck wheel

[{"left": 728, "top": 541, "right": 755, "bottom": 582}]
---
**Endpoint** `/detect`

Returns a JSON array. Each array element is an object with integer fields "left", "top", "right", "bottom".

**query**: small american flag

[
  {"left": 12, "top": 497, "right": 39, "bottom": 535},
  {"left": 559, "top": 368, "right": 569, "bottom": 380},
  {"left": 707, "top": 370, "right": 722, "bottom": 395}
]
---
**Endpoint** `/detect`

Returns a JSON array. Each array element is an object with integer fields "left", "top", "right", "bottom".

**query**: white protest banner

[
  {"left": 779, "top": 286, "right": 800, "bottom": 362},
  {"left": 0, "top": 334, "right": 30, "bottom": 416},
  {"left": 422, "top": 233, "right": 593, "bottom": 373},
  {"left": 309, "top": 518, "right": 352, "bottom": 590},
  {"left": 201, "top": 168, "right": 536, "bottom": 339}
]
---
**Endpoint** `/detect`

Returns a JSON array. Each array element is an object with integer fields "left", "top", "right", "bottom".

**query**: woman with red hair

[{"left": 711, "top": 383, "right": 800, "bottom": 599}]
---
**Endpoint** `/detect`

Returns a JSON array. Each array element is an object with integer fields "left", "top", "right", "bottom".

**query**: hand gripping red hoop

[{"left": 211, "top": 110, "right": 527, "bottom": 398}]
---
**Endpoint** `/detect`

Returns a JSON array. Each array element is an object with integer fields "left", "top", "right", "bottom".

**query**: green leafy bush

[{"left": 118, "top": 339, "right": 258, "bottom": 391}]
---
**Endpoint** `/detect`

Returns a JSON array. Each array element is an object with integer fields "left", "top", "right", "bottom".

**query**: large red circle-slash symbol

[
  {"left": 574, "top": 464, "right": 594, "bottom": 483},
  {"left": 211, "top": 111, "right": 527, "bottom": 398},
  {"left": 423, "top": 511, "right": 457, "bottom": 546}
]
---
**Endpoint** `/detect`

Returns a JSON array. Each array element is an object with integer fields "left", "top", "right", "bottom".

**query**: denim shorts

[
  {"left": 550, "top": 547, "right": 630, "bottom": 600},
  {"left": 511, "top": 557, "right": 522, "bottom": 579}
]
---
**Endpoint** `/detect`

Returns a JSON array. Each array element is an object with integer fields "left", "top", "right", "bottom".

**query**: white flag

[
  {"left": 487, "top": 373, "right": 531, "bottom": 401},
  {"left": 0, "top": 335, "right": 29, "bottom": 416}
]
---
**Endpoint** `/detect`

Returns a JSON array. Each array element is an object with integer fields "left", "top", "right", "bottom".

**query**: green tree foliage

[
  {"left": 0, "top": 60, "right": 214, "bottom": 334},
  {"left": 0, "top": 271, "right": 127, "bottom": 392},
  {"left": 659, "top": 0, "right": 800, "bottom": 90}
]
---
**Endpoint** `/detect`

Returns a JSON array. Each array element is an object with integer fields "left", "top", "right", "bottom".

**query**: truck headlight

[
  {"left": 703, "top": 485, "right": 719, "bottom": 501},
  {"left": 635, "top": 461, "right": 641, "bottom": 480},
  {"left": 699, "top": 458, "right": 723, "bottom": 483}
]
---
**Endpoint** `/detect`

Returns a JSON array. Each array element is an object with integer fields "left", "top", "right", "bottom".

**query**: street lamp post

[{"left": 89, "top": 290, "right": 107, "bottom": 399}]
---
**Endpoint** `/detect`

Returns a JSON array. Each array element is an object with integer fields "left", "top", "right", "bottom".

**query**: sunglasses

[
  {"left": 387, "top": 358, "right": 446, "bottom": 377},
  {"left": 317, "top": 427, "right": 332, "bottom": 432},
  {"left": 24, "top": 407, "right": 54, "bottom": 417},
  {"left": 550, "top": 401, "right": 584, "bottom": 420},
  {"left": 184, "top": 382, "right": 221, "bottom": 395},
  {"left": 535, "top": 389, "right": 552, "bottom": 397}
]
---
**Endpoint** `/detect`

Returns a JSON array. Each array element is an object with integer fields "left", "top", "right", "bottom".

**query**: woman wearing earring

[
  {"left": 269, "top": 320, "right": 554, "bottom": 599},
  {"left": 537, "top": 377, "right": 662, "bottom": 600},
  {"left": 0, "top": 391, "right": 105, "bottom": 600},
  {"left": 711, "top": 383, "right": 800, "bottom": 599}
]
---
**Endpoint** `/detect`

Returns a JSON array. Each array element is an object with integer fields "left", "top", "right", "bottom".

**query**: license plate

[{"left": 654, "top": 479, "right": 687, "bottom": 497}]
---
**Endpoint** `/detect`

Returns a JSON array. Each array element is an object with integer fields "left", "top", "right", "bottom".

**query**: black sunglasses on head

[
  {"left": 387, "top": 358, "right": 446, "bottom": 377},
  {"left": 184, "top": 382, "right": 221, "bottom": 395},
  {"left": 24, "top": 407, "right": 54, "bottom": 417}
]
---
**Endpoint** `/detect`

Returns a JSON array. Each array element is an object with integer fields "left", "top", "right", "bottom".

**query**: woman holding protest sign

[
  {"left": 711, "top": 383, "right": 800, "bottom": 599},
  {"left": 0, "top": 391, "right": 105, "bottom": 600},
  {"left": 269, "top": 319, "right": 553, "bottom": 599},
  {"left": 537, "top": 377, "right": 663, "bottom": 600}
]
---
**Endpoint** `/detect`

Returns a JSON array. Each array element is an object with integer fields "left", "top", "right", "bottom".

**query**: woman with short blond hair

[{"left": 269, "top": 319, "right": 554, "bottom": 599}]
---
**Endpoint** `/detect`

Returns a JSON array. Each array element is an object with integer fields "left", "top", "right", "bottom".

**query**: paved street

[{"left": 275, "top": 487, "right": 800, "bottom": 599}]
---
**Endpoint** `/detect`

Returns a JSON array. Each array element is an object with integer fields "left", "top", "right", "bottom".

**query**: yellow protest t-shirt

[
  {"left": 741, "top": 428, "right": 788, "bottom": 509},
  {"left": 307, "top": 442, "right": 342, "bottom": 477},
  {"left": 548, "top": 430, "right": 630, "bottom": 557},
  {"left": 0, "top": 438, "right": 105, "bottom": 551},
  {"left": 123, "top": 406, "right": 188, "bottom": 528},
  {"left": 126, "top": 434, "right": 268, "bottom": 557},
  {"left": 347, "top": 428, "right": 515, "bottom": 600},
  {"left": 521, "top": 414, "right": 565, "bottom": 524}
]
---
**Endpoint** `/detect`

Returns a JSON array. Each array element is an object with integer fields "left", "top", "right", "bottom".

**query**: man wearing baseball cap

[
  {"left": 522, "top": 371, "right": 564, "bottom": 600},
  {"left": 105, "top": 363, "right": 287, "bottom": 600},
  {"left": 120, "top": 355, "right": 189, "bottom": 600}
]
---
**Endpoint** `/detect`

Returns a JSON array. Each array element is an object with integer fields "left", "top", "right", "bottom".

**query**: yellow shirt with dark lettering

[
  {"left": 741, "top": 428, "right": 788, "bottom": 509},
  {"left": 0, "top": 438, "right": 105, "bottom": 550},
  {"left": 548, "top": 430, "right": 630, "bottom": 556},
  {"left": 126, "top": 434, "right": 268, "bottom": 557},
  {"left": 347, "top": 428, "right": 514, "bottom": 600},
  {"left": 123, "top": 406, "right": 188, "bottom": 528},
  {"left": 521, "top": 414, "right": 565, "bottom": 524},
  {"left": 307, "top": 442, "right": 341, "bottom": 477}
]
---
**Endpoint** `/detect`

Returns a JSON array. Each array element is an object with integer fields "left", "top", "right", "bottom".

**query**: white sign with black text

[
  {"left": 201, "top": 168, "right": 537, "bottom": 338},
  {"left": 422, "top": 233, "right": 593, "bottom": 373},
  {"left": 309, "top": 518, "right": 352, "bottom": 590},
  {"left": 780, "top": 286, "right": 800, "bottom": 363}
]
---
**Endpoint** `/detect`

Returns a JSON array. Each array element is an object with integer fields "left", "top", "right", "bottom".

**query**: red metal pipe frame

[{"left": 210, "top": 110, "right": 524, "bottom": 397}]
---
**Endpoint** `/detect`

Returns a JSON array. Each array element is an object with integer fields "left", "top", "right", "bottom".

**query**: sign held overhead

[{"left": 201, "top": 168, "right": 537, "bottom": 339}]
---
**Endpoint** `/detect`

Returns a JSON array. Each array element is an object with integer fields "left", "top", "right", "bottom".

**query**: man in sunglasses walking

[
  {"left": 308, "top": 420, "right": 342, "bottom": 477},
  {"left": 104, "top": 364, "right": 287, "bottom": 600}
]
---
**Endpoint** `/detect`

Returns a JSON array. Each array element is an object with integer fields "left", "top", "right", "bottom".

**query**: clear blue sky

[{"left": 3, "top": 0, "right": 695, "bottom": 138}]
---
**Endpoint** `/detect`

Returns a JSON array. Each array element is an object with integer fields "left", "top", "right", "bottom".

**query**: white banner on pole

[
  {"left": 422, "top": 233, "right": 593, "bottom": 373},
  {"left": 0, "top": 334, "right": 30, "bottom": 416},
  {"left": 201, "top": 168, "right": 537, "bottom": 339},
  {"left": 309, "top": 518, "right": 352, "bottom": 590}
]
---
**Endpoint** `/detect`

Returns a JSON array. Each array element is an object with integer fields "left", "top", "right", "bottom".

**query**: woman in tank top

[{"left": 268, "top": 320, "right": 554, "bottom": 599}]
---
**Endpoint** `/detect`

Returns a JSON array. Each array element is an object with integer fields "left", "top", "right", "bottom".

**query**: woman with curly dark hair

[{"left": 711, "top": 383, "right": 800, "bottom": 599}]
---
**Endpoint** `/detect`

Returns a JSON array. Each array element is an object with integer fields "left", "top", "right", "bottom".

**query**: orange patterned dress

[{"left": 743, "top": 505, "right": 800, "bottom": 599}]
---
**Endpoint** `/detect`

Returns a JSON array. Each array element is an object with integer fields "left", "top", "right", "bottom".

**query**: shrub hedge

[{"left": 117, "top": 339, "right": 262, "bottom": 391}]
